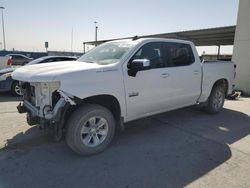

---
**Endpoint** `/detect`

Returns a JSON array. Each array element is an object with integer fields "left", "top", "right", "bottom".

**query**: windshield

[
  {"left": 25, "top": 57, "right": 47, "bottom": 66},
  {"left": 78, "top": 41, "right": 136, "bottom": 65}
]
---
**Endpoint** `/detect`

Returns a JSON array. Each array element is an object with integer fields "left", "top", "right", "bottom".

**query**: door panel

[
  {"left": 123, "top": 67, "right": 174, "bottom": 121},
  {"left": 163, "top": 42, "right": 202, "bottom": 107},
  {"left": 123, "top": 42, "right": 169, "bottom": 120},
  {"left": 163, "top": 62, "right": 202, "bottom": 108}
]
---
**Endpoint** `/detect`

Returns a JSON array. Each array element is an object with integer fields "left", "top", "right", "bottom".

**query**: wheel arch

[
  {"left": 74, "top": 94, "right": 124, "bottom": 131},
  {"left": 10, "top": 79, "right": 21, "bottom": 95},
  {"left": 80, "top": 94, "right": 122, "bottom": 122},
  {"left": 211, "top": 78, "right": 229, "bottom": 96},
  {"left": 58, "top": 93, "right": 124, "bottom": 140},
  {"left": 6, "top": 77, "right": 15, "bottom": 87},
  {"left": 204, "top": 78, "right": 227, "bottom": 114}
]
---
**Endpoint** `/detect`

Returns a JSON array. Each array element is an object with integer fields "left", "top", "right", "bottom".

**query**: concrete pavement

[{"left": 0, "top": 93, "right": 249, "bottom": 188}]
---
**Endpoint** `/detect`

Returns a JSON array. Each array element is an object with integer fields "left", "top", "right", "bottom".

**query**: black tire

[
  {"left": 66, "top": 104, "right": 116, "bottom": 156},
  {"left": 205, "top": 85, "right": 225, "bottom": 114},
  {"left": 11, "top": 81, "right": 22, "bottom": 96}
]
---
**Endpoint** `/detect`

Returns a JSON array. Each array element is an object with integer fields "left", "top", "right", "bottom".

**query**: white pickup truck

[{"left": 12, "top": 38, "right": 235, "bottom": 155}]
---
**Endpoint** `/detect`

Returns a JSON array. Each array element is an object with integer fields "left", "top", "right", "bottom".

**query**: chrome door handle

[
  {"left": 193, "top": 70, "right": 200, "bottom": 75},
  {"left": 161, "top": 73, "right": 169, "bottom": 78}
]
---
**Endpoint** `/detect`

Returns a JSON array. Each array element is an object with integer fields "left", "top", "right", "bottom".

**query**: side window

[
  {"left": 57, "top": 57, "right": 74, "bottom": 61},
  {"left": 14, "top": 56, "right": 21, "bottom": 60},
  {"left": 131, "top": 42, "right": 166, "bottom": 69},
  {"left": 52, "top": 58, "right": 64, "bottom": 62},
  {"left": 58, "top": 58, "right": 68, "bottom": 61},
  {"left": 12, "top": 56, "right": 17, "bottom": 60},
  {"left": 55, "top": 57, "right": 74, "bottom": 62},
  {"left": 42, "top": 58, "right": 57, "bottom": 63},
  {"left": 167, "top": 43, "right": 195, "bottom": 67},
  {"left": 18, "top": 56, "right": 27, "bottom": 61},
  {"left": 11, "top": 56, "right": 20, "bottom": 65}
]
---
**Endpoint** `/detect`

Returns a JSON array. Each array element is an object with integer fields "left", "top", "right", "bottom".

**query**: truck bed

[{"left": 199, "top": 61, "right": 235, "bottom": 102}]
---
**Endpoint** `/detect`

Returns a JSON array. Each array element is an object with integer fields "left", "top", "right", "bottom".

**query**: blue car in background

[{"left": 0, "top": 56, "right": 77, "bottom": 96}]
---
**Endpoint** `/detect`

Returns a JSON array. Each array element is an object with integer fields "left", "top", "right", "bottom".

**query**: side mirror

[{"left": 127, "top": 59, "right": 150, "bottom": 77}]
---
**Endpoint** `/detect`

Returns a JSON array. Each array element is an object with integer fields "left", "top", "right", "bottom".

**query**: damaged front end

[{"left": 17, "top": 81, "right": 76, "bottom": 140}]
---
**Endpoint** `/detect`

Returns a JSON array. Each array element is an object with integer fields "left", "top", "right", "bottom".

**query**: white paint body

[{"left": 12, "top": 39, "right": 235, "bottom": 122}]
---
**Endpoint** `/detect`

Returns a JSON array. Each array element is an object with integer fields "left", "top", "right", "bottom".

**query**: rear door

[{"left": 162, "top": 42, "right": 202, "bottom": 108}]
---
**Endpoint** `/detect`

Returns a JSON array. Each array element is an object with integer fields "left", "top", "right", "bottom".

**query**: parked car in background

[
  {"left": 6, "top": 54, "right": 33, "bottom": 66},
  {"left": 25, "top": 56, "right": 77, "bottom": 66},
  {"left": 0, "top": 56, "right": 77, "bottom": 96},
  {"left": 0, "top": 56, "right": 12, "bottom": 70}
]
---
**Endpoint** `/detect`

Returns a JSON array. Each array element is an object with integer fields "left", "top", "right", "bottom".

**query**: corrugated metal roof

[{"left": 83, "top": 25, "right": 236, "bottom": 46}]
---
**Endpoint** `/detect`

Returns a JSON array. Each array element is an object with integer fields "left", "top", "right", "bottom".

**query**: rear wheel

[
  {"left": 205, "top": 85, "right": 225, "bottom": 114},
  {"left": 66, "top": 104, "right": 116, "bottom": 156},
  {"left": 11, "top": 81, "right": 22, "bottom": 96}
]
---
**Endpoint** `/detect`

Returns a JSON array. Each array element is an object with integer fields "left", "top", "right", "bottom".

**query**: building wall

[{"left": 232, "top": 0, "right": 250, "bottom": 95}]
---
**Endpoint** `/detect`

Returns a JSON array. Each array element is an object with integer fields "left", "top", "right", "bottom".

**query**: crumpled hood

[{"left": 11, "top": 61, "right": 100, "bottom": 82}]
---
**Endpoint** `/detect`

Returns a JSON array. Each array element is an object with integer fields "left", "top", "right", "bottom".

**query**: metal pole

[
  {"left": 83, "top": 42, "right": 86, "bottom": 53},
  {"left": 95, "top": 26, "right": 98, "bottom": 46},
  {"left": 94, "top": 21, "right": 98, "bottom": 46},
  {"left": 71, "top": 27, "right": 73, "bottom": 55},
  {"left": 217, "top": 45, "right": 221, "bottom": 60},
  {"left": 0, "top": 7, "right": 6, "bottom": 50}
]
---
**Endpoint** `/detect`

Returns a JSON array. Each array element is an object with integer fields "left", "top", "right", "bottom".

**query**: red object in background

[{"left": 7, "top": 57, "right": 12, "bottom": 66}]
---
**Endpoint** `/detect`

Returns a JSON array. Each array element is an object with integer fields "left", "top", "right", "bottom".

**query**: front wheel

[
  {"left": 11, "top": 81, "right": 23, "bottom": 96},
  {"left": 205, "top": 85, "right": 225, "bottom": 114},
  {"left": 66, "top": 104, "right": 116, "bottom": 156}
]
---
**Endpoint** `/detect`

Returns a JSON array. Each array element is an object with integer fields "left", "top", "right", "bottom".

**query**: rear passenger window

[
  {"left": 167, "top": 43, "right": 195, "bottom": 67},
  {"left": 58, "top": 58, "right": 73, "bottom": 61},
  {"left": 53, "top": 58, "right": 65, "bottom": 62},
  {"left": 43, "top": 58, "right": 57, "bottom": 63}
]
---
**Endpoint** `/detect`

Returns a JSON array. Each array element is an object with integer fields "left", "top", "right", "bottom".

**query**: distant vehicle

[
  {"left": 6, "top": 54, "right": 33, "bottom": 66},
  {"left": 12, "top": 38, "right": 236, "bottom": 156},
  {"left": 0, "top": 56, "right": 77, "bottom": 96},
  {"left": 0, "top": 56, "right": 12, "bottom": 70},
  {"left": 25, "top": 56, "right": 77, "bottom": 66}
]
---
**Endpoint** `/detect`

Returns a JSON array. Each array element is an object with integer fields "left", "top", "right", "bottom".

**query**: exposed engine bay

[{"left": 17, "top": 81, "right": 76, "bottom": 140}]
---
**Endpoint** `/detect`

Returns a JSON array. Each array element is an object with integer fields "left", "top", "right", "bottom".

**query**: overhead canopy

[{"left": 83, "top": 25, "right": 236, "bottom": 47}]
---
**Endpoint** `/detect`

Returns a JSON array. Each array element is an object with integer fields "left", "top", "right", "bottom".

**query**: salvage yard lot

[{"left": 0, "top": 93, "right": 250, "bottom": 188}]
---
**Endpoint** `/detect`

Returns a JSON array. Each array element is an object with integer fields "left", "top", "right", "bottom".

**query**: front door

[{"left": 123, "top": 42, "right": 172, "bottom": 121}]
